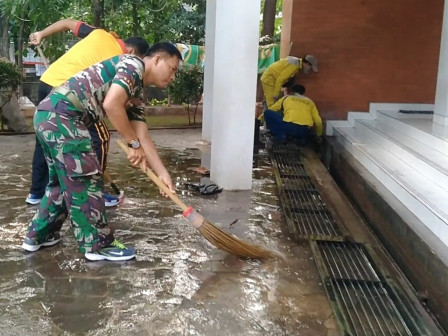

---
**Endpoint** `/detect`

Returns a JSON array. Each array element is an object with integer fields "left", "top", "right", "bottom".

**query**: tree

[
  {"left": 260, "top": 0, "right": 283, "bottom": 43},
  {"left": 169, "top": 64, "right": 203, "bottom": 125},
  {"left": 0, "top": 14, "right": 9, "bottom": 59},
  {"left": 261, "top": 0, "right": 276, "bottom": 38}
]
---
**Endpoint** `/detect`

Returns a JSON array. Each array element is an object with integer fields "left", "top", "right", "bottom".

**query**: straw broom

[{"left": 117, "top": 140, "right": 275, "bottom": 259}]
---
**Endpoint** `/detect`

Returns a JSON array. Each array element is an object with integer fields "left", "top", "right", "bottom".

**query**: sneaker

[
  {"left": 104, "top": 192, "right": 120, "bottom": 207},
  {"left": 84, "top": 239, "right": 136, "bottom": 261},
  {"left": 25, "top": 194, "right": 42, "bottom": 205},
  {"left": 22, "top": 232, "right": 61, "bottom": 252}
]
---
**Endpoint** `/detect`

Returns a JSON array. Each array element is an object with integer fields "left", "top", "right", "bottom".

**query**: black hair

[
  {"left": 144, "top": 42, "right": 183, "bottom": 61},
  {"left": 124, "top": 37, "right": 150, "bottom": 57},
  {"left": 282, "top": 76, "right": 295, "bottom": 88},
  {"left": 291, "top": 84, "right": 306, "bottom": 95}
]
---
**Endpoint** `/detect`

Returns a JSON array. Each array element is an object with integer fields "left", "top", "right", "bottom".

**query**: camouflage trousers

[{"left": 26, "top": 100, "right": 114, "bottom": 253}]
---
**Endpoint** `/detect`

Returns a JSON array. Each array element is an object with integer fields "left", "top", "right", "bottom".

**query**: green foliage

[
  {"left": 169, "top": 64, "right": 203, "bottom": 124},
  {"left": 148, "top": 98, "right": 168, "bottom": 106},
  {"left": 0, "top": 57, "right": 22, "bottom": 89},
  {"left": 169, "top": 64, "right": 203, "bottom": 105},
  {"left": 161, "top": 1, "right": 206, "bottom": 45}
]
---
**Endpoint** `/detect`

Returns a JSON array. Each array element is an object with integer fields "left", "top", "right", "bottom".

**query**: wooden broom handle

[
  {"left": 36, "top": 45, "right": 49, "bottom": 69},
  {"left": 117, "top": 139, "right": 189, "bottom": 211}
]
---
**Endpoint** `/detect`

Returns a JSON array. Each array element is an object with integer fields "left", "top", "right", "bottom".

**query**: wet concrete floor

[{"left": 0, "top": 129, "right": 339, "bottom": 336}]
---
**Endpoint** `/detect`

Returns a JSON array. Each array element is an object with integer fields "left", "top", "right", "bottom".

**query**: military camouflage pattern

[
  {"left": 38, "top": 54, "right": 146, "bottom": 124},
  {"left": 26, "top": 102, "right": 115, "bottom": 253},
  {"left": 25, "top": 54, "right": 149, "bottom": 253}
]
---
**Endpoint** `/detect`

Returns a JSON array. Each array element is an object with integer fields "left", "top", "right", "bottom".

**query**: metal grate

[
  {"left": 269, "top": 141, "right": 302, "bottom": 153},
  {"left": 270, "top": 151, "right": 308, "bottom": 177},
  {"left": 270, "top": 144, "right": 344, "bottom": 241},
  {"left": 312, "top": 241, "right": 433, "bottom": 336},
  {"left": 281, "top": 189, "right": 326, "bottom": 211},
  {"left": 281, "top": 175, "right": 318, "bottom": 192},
  {"left": 284, "top": 211, "right": 342, "bottom": 240}
]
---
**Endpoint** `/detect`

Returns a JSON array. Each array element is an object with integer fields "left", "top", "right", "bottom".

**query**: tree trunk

[
  {"left": 261, "top": 0, "right": 277, "bottom": 38},
  {"left": 17, "top": 20, "right": 24, "bottom": 97},
  {"left": 0, "top": 15, "right": 9, "bottom": 59},
  {"left": 92, "top": 0, "right": 104, "bottom": 28}
]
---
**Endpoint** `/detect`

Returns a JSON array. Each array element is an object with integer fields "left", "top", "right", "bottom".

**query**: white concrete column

[
  {"left": 208, "top": 0, "right": 261, "bottom": 190},
  {"left": 434, "top": 0, "right": 448, "bottom": 126},
  {"left": 202, "top": 0, "right": 217, "bottom": 141}
]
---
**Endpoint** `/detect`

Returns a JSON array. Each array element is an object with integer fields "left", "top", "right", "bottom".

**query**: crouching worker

[
  {"left": 22, "top": 42, "right": 182, "bottom": 262},
  {"left": 264, "top": 84, "right": 322, "bottom": 145}
]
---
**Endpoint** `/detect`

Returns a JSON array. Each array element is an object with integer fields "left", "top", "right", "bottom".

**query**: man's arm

[
  {"left": 103, "top": 83, "right": 147, "bottom": 169},
  {"left": 103, "top": 83, "right": 175, "bottom": 194},
  {"left": 29, "top": 19, "right": 79, "bottom": 45},
  {"left": 310, "top": 102, "right": 323, "bottom": 137},
  {"left": 132, "top": 121, "right": 175, "bottom": 194}
]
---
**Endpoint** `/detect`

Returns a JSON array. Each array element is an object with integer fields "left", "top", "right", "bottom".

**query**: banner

[
  {"left": 176, "top": 43, "right": 206, "bottom": 67},
  {"left": 175, "top": 43, "right": 280, "bottom": 73},
  {"left": 258, "top": 43, "right": 280, "bottom": 73}
]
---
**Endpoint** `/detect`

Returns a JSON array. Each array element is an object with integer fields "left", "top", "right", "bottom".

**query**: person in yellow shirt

[
  {"left": 26, "top": 19, "right": 149, "bottom": 206},
  {"left": 264, "top": 84, "right": 322, "bottom": 145},
  {"left": 260, "top": 55, "right": 318, "bottom": 108}
]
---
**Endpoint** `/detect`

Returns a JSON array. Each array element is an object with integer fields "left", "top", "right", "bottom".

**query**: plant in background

[
  {"left": 148, "top": 98, "right": 168, "bottom": 106},
  {"left": 0, "top": 58, "right": 22, "bottom": 90},
  {"left": 169, "top": 64, "right": 203, "bottom": 125}
]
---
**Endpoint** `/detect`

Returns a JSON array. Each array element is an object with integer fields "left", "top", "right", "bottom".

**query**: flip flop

[
  {"left": 184, "top": 182, "right": 203, "bottom": 191},
  {"left": 199, "top": 183, "right": 223, "bottom": 195}
]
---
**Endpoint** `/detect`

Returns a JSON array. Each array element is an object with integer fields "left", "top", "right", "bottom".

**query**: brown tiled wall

[{"left": 290, "top": 0, "right": 443, "bottom": 121}]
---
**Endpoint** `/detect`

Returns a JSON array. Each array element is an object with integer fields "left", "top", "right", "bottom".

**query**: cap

[{"left": 304, "top": 54, "right": 318, "bottom": 72}]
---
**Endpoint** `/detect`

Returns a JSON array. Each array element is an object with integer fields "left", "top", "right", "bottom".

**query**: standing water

[{"left": 0, "top": 130, "right": 339, "bottom": 336}]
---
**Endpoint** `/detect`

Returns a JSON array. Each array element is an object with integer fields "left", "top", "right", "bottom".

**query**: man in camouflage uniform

[{"left": 22, "top": 42, "right": 182, "bottom": 261}]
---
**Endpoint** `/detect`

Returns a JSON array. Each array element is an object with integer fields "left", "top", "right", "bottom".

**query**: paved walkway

[{"left": 0, "top": 129, "right": 339, "bottom": 336}]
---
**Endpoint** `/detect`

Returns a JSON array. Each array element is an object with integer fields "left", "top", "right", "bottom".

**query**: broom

[
  {"left": 104, "top": 170, "right": 122, "bottom": 196},
  {"left": 117, "top": 139, "right": 276, "bottom": 259}
]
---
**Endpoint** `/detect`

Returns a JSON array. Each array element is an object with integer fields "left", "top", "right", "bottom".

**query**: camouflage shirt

[{"left": 38, "top": 54, "right": 146, "bottom": 123}]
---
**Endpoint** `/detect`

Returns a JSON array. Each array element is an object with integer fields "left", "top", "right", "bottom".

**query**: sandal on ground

[{"left": 199, "top": 183, "right": 223, "bottom": 195}]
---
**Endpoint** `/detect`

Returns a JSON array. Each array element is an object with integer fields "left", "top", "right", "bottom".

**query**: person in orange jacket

[{"left": 260, "top": 55, "right": 318, "bottom": 108}]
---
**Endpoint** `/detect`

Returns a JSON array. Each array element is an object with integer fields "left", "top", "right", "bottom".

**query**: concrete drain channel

[{"left": 268, "top": 142, "right": 438, "bottom": 335}]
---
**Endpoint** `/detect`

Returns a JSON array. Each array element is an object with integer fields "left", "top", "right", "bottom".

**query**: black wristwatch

[{"left": 127, "top": 139, "right": 141, "bottom": 149}]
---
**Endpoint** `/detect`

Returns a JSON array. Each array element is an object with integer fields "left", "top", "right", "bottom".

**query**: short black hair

[
  {"left": 124, "top": 37, "right": 150, "bottom": 57},
  {"left": 145, "top": 42, "right": 183, "bottom": 61},
  {"left": 291, "top": 84, "right": 306, "bottom": 95}
]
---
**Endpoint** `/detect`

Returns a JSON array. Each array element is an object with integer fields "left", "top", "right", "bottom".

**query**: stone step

[{"left": 332, "top": 124, "right": 448, "bottom": 249}]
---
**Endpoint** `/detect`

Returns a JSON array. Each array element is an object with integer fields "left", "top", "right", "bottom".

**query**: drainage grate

[
  {"left": 281, "top": 175, "right": 318, "bottom": 192},
  {"left": 269, "top": 141, "right": 302, "bottom": 153},
  {"left": 270, "top": 145, "right": 344, "bottom": 241},
  {"left": 281, "top": 188, "right": 326, "bottom": 211},
  {"left": 312, "top": 241, "right": 434, "bottom": 336},
  {"left": 270, "top": 152, "right": 308, "bottom": 177},
  {"left": 284, "top": 210, "right": 343, "bottom": 240}
]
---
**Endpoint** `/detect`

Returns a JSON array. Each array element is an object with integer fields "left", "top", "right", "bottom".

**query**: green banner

[
  {"left": 175, "top": 43, "right": 280, "bottom": 73},
  {"left": 176, "top": 43, "right": 206, "bottom": 67},
  {"left": 258, "top": 43, "right": 280, "bottom": 74}
]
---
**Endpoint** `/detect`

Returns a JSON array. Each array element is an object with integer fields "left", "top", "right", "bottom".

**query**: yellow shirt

[
  {"left": 270, "top": 93, "right": 323, "bottom": 136},
  {"left": 41, "top": 23, "right": 126, "bottom": 87},
  {"left": 260, "top": 56, "right": 303, "bottom": 96}
]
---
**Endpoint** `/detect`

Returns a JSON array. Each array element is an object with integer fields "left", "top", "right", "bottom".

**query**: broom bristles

[{"left": 198, "top": 219, "right": 277, "bottom": 259}]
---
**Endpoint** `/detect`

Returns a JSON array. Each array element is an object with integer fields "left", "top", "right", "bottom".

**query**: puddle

[{"left": 0, "top": 130, "right": 338, "bottom": 335}]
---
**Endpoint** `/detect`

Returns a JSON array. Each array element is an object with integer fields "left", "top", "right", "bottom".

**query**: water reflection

[{"left": 0, "top": 131, "right": 337, "bottom": 335}]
